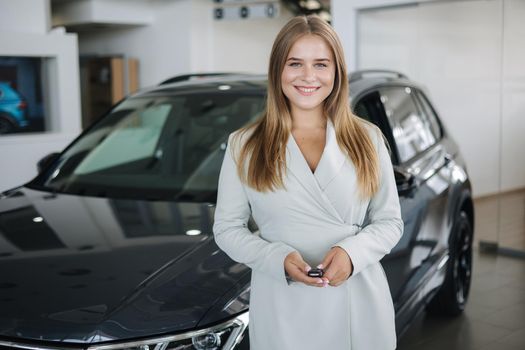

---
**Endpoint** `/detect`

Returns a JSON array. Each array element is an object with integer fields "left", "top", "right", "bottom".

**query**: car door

[
  {"left": 353, "top": 86, "right": 451, "bottom": 322},
  {"left": 352, "top": 91, "right": 419, "bottom": 313}
]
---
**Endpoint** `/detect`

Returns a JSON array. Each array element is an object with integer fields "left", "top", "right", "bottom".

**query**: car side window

[
  {"left": 353, "top": 91, "right": 400, "bottom": 165},
  {"left": 353, "top": 101, "right": 373, "bottom": 123},
  {"left": 414, "top": 90, "right": 443, "bottom": 140},
  {"left": 379, "top": 87, "right": 436, "bottom": 163}
]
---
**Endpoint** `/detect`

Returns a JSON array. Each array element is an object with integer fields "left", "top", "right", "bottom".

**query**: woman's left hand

[{"left": 319, "top": 247, "right": 353, "bottom": 287}]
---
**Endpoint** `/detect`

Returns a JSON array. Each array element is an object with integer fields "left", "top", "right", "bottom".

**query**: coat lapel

[
  {"left": 313, "top": 118, "right": 347, "bottom": 191},
  {"left": 285, "top": 118, "right": 347, "bottom": 223}
]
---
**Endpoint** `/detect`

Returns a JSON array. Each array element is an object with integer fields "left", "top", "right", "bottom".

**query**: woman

[{"left": 213, "top": 14, "right": 404, "bottom": 350}]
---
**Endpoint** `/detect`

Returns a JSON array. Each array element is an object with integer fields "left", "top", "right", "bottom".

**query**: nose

[{"left": 301, "top": 64, "right": 317, "bottom": 82}]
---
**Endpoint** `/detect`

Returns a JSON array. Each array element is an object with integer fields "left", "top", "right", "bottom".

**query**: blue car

[{"left": 0, "top": 81, "right": 28, "bottom": 134}]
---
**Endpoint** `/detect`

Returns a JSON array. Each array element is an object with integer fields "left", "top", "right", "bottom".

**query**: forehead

[{"left": 287, "top": 34, "right": 333, "bottom": 58}]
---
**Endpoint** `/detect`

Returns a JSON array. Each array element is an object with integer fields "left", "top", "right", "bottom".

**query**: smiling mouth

[{"left": 295, "top": 86, "right": 321, "bottom": 93}]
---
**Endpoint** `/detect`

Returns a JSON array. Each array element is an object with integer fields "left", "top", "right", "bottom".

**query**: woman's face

[{"left": 281, "top": 34, "right": 336, "bottom": 116}]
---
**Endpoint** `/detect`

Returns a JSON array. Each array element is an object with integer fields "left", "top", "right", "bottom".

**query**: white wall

[
  {"left": 75, "top": 0, "right": 191, "bottom": 89},
  {"left": 77, "top": 0, "right": 295, "bottom": 88},
  {"left": 211, "top": 7, "right": 295, "bottom": 74},
  {"left": 53, "top": 0, "right": 154, "bottom": 27},
  {"left": 333, "top": 0, "right": 525, "bottom": 199},
  {"left": 501, "top": 0, "right": 525, "bottom": 191},
  {"left": 0, "top": 0, "right": 51, "bottom": 34},
  {"left": 0, "top": 0, "right": 82, "bottom": 192}
]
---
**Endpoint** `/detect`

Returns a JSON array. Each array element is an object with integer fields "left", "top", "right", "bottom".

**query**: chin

[{"left": 290, "top": 101, "right": 324, "bottom": 111}]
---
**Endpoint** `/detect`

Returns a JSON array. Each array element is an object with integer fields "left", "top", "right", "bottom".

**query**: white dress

[{"left": 213, "top": 118, "right": 404, "bottom": 350}]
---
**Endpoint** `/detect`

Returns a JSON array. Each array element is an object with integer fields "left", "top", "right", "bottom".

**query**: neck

[{"left": 290, "top": 106, "right": 327, "bottom": 130}]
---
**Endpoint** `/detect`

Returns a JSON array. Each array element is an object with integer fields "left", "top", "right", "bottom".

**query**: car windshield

[{"left": 29, "top": 90, "right": 265, "bottom": 201}]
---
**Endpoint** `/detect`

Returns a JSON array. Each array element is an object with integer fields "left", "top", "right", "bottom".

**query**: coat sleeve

[
  {"left": 332, "top": 127, "right": 404, "bottom": 277},
  {"left": 213, "top": 132, "right": 299, "bottom": 285}
]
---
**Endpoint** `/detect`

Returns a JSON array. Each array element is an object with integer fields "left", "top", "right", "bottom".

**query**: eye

[
  {"left": 315, "top": 63, "right": 328, "bottom": 68},
  {"left": 288, "top": 62, "right": 301, "bottom": 67}
]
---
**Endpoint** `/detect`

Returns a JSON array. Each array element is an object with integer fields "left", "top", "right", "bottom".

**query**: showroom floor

[{"left": 397, "top": 245, "right": 525, "bottom": 350}]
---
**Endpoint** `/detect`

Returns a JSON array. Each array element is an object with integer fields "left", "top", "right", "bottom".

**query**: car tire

[
  {"left": 0, "top": 114, "right": 16, "bottom": 134},
  {"left": 425, "top": 210, "right": 473, "bottom": 317}
]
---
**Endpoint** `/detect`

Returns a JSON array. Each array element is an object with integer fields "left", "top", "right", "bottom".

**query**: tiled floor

[{"left": 397, "top": 245, "right": 525, "bottom": 350}]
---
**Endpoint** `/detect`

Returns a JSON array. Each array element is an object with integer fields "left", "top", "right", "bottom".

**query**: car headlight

[{"left": 90, "top": 311, "right": 249, "bottom": 350}]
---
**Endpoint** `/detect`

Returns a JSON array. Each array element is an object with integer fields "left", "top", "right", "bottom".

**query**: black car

[{"left": 0, "top": 70, "right": 474, "bottom": 350}]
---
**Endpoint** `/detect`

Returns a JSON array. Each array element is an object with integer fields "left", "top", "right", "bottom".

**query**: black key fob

[{"left": 307, "top": 267, "right": 324, "bottom": 277}]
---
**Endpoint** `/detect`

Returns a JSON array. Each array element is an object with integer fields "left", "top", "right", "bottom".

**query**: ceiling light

[
  {"left": 303, "top": 0, "right": 321, "bottom": 10},
  {"left": 319, "top": 11, "right": 331, "bottom": 22}
]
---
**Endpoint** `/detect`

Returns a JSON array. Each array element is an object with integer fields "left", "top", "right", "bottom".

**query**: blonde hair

[{"left": 231, "top": 14, "right": 384, "bottom": 201}]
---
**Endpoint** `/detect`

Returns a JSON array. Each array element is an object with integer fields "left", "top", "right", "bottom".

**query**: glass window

[
  {"left": 353, "top": 101, "right": 372, "bottom": 122},
  {"left": 30, "top": 91, "right": 265, "bottom": 201},
  {"left": 379, "top": 87, "right": 436, "bottom": 162},
  {"left": 353, "top": 92, "right": 400, "bottom": 165},
  {"left": 415, "top": 90, "right": 442, "bottom": 140},
  {"left": 74, "top": 103, "right": 171, "bottom": 175},
  {"left": 0, "top": 56, "right": 50, "bottom": 135}
]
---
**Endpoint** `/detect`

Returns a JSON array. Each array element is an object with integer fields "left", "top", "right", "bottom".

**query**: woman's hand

[
  {"left": 284, "top": 251, "right": 328, "bottom": 287},
  {"left": 319, "top": 247, "right": 353, "bottom": 287}
]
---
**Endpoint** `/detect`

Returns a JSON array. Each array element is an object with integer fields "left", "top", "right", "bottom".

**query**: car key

[{"left": 307, "top": 267, "right": 324, "bottom": 277}]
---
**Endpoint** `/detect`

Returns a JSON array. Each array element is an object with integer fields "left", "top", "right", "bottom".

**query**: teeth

[{"left": 297, "top": 87, "right": 318, "bottom": 93}]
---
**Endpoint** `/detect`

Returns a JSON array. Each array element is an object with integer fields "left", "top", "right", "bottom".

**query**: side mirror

[
  {"left": 37, "top": 152, "right": 60, "bottom": 174},
  {"left": 394, "top": 166, "right": 417, "bottom": 198}
]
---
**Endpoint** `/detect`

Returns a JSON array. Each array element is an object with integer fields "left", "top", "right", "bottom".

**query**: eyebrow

[{"left": 286, "top": 57, "right": 331, "bottom": 62}]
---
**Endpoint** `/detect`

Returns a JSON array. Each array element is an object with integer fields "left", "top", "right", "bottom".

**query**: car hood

[{"left": 0, "top": 187, "right": 249, "bottom": 344}]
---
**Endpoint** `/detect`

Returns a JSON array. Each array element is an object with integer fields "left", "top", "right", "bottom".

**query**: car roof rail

[
  {"left": 349, "top": 69, "right": 408, "bottom": 82},
  {"left": 159, "top": 72, "right": 257, "bottom": 85}
]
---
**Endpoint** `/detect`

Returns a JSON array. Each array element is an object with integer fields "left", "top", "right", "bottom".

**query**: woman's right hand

[{"left": 284, "top": 251, "right": 329, "bottom": 287}]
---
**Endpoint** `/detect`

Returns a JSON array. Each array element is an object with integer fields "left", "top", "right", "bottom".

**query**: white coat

[{"left": 213, "top": 117, "right": 404, "bottom": 350}]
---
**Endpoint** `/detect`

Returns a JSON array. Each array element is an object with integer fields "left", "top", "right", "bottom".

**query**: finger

[
  {"left": 301, "top": 270, "right": 326, "bottom": 287},
  {"left": 330, "top": 280, "right": 342, "bottom": 287},
  {"left": 303, "top": 262, "right": 312, "bottom": 274},
  {"left": 307, "top": 276, "right": 326, "bottom": 287},
  {"left": 315, "top": 263, "right": 329, "bottom": 284},
  {"left": 319, "top": 258, "right": 336, "bottom": 284},
  {"left": 296, "top": 260, "right": 326, "bottom": 287},
  {"left": 289, "top": 256, "right": 311, "bottom": 274},
  {"left": 328, "top": 271, "right": 348, "bottom": 286},
  {"left": 320, "top": 249, "right": 336, "bottom": 270},
  {"left": 323, "top": 264, "right": 337, "bottom": 281},
  {"left": 288, "top": 259, "right": 306, "bottom": 272},
  {"left": 290, "top": 265, "right": 324, "bottom": 287},
  {"left": 324, "top": 252, "right": 351, "bottom": 282},
  {"left": 295, "top": 262, "right": 321, "bottom": 285},
  {"left": 299, "top": 274, "right": 325, "bottom": 287},
  {"left": 324, "top": 264, "right": 346, "bottom": 284},
  {"left": 334, "top": 277, "right": 347, "bottom": 286}
]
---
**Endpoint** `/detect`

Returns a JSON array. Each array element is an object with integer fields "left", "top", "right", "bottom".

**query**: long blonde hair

[{"left": 231, "top": 14, "right": 384, "bottom": 201}]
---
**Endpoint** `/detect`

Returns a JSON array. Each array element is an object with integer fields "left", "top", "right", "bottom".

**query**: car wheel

[
  {"left": 426, "top": 210, "right": 473, "bottom": 317},
  {"left": 0, "top": 115, "right": 16, "bottom": 134}
]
